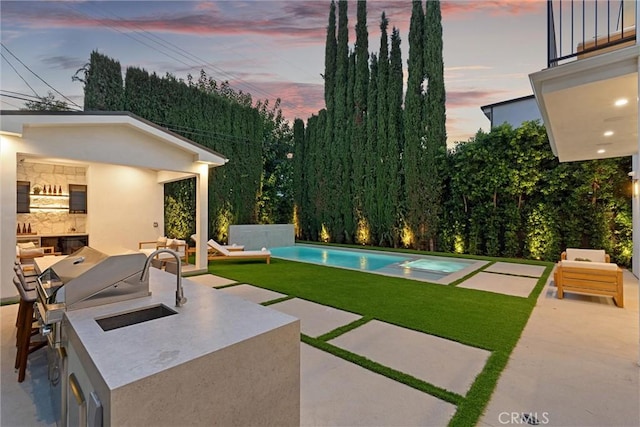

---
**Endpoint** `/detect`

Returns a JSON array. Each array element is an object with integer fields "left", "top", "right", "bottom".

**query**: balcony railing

[{"left": 547, "top": 0, "right": 637, "bottom": 67}]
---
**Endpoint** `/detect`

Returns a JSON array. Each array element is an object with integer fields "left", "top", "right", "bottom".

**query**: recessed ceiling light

[
  {"left": 604, "top": 130, "right": 614, "bottom": 137},
  {"left": 614, "top": 98, "right": 628, "bottom": 107},
  {"left": 597, "top": 149, "right": 606, "bottom": 154}
]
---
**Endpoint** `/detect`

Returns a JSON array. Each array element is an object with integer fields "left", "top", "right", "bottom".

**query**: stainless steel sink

[{"left": 96, "top": 304, "right": 177, "bottom": 331}]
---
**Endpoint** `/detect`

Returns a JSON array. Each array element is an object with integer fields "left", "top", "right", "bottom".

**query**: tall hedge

[{"left": 83, "top": 50, "right": 124, "bottom": 111}]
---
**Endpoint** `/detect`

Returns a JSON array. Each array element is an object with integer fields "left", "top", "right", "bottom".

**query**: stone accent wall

[{"left": 16, "top": 160, "right": 87, "bottom": 235}]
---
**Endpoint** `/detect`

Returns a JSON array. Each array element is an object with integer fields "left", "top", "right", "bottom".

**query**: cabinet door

[
  {"left": 17, "top": 181, "right": 30, "bottom": 213},
  {"left": 69, "top": 184, "right": 87, "bottom": 214},
  {"left": 62, "top": 236, "right": 88, "bottom": 255},
  {"left": 68, "top": 373, "right": 87, "bottom": 427}
]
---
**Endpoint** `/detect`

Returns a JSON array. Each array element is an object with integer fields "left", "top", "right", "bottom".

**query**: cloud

[
  {"left": 442, "top": 0, "right": 543, "bottom": 18},
  {"left": 445, "top": 65, "right": 492, "bottom": 72},
  {"left": 226, "top": 79, "right": 325, "bottom": 121},
  {"left": 446, "top": 89, "right": 508, "bottom": 108},
  {"left": 39, "top": 55, "right": 86, "bottom": 70}
]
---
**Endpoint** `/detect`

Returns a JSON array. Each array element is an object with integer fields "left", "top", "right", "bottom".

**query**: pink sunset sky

[{"left": 0, "top": 0, "right": 547, "bottom": 143}]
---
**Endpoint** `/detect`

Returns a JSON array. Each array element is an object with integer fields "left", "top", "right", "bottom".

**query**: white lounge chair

[
  {"left": 190, "top": 234, "right": 244, "bottom": 257},
  {"left": 207, "top": 239, "right": 270, "bottom": 264}
]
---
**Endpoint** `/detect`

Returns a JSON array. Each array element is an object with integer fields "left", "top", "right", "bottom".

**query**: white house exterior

[
  {"left": 0, "top": 111, "right": 227, "bottom": 301},
  {"left": 480, "top": 95, "right": 543, "bottom": 129}
]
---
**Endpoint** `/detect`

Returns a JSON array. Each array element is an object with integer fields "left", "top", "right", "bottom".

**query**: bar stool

[
  {"left": 13, "top": 275, "right": 46, "bottom": 383},
  {"left": 12, "top": 267, "right": 37, "bottom": 329},
  {"left": 15, "top": 260, "right": 38, "bottom": 278}
]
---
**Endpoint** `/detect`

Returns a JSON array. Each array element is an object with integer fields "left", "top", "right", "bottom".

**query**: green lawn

[{"left": 207, "top": 250, "right": 553, "bottom": 427}]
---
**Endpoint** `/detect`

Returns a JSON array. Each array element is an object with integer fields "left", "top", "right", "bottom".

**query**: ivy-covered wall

[{"left": 439, "top": 121, "right": 632, "bottom": 266}]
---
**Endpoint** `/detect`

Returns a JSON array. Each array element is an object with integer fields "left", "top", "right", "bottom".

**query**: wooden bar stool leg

[
  {"left": 14, "top": 299, "right": 28, "bottom": 368},
  {"left": 16, "top": 302, "right": 34, "bottom": 382}
]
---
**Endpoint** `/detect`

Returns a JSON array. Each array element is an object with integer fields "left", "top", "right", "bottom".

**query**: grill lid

[{"left": 38, "top": 246, "right": 149, "bottom": 309}]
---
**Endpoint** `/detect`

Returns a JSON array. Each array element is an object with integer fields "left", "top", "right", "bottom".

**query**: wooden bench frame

[{"left": 554, "top": 252, "right": 623, "bottom": 308}]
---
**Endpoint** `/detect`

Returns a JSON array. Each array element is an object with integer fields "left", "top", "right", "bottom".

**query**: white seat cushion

[
  {"left": 565, "top": 248, "right": 606, "bottom": 263},
  {"left": 559, "top": 260, "right": 618, "bottom": 271}
]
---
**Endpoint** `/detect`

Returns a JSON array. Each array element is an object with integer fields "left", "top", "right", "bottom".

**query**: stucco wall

[
  {"left": 86, "top": 163, "right": 164, "bottom": 254},
  {"left": 1, "top": 117, "right": 214, "bottom": 301},
  {"left": 228, "top": 224, "right": 294, "bottom": 250}
]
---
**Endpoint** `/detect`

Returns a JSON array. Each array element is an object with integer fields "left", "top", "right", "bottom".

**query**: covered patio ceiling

[{"left": 530, "top": 46, "right": 639, "bottom": 163}]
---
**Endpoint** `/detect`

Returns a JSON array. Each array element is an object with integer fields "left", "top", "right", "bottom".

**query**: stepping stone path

[
  {"left": 185, "top": 274, "right": 236, "bottom": 288},
  {"left": 268, "top": 298, "right": 361, "bottom": 338},
  {"left": 484, "top": 262, "right": 546, "bottom": 277},
  {"left": 301, "top": 344, "right": 456, "bottom": 426},
  {"left": 329, "top": 320, "right": 491, "bottom": 396},
  {"left": 218, "top": 284, "right": 285, "bottom": 304},
  {"left": 458, "top": 271, "right": 538, "bottom": 298}
]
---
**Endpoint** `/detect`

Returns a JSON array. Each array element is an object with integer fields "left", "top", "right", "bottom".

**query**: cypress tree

[
  {"left": 364, "top": 54, "right": 378, "bottom": 242},
  {"left": 387, "top": 26, "right": 404, "bottom": 247},
  {"left": 375, "top": 12, "right": 390, "bottom": 244},
  {"left": 423, "top": 0, "right": 447, "bottom": 250},
  {"left": 324, "top": 1, "right": 337, "bottom": 110},
  {"left": 292, "top": 118, "right": 306, "bottom": 238},
  {"left": 331, "top": 0, "right": 349, "bottom": 242},
  {"left": 403, "top": 0, "right": 426, "bottom": 248},
  {"left": 323, "top": 1, "right": 338, "bottom": 239},
  {"left": 352, "top": 0, "right": 369, "bottom": 238}
]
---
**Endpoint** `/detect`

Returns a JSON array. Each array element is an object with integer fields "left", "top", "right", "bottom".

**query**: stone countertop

[
  {"left": 63, "top": 268, "right": 298, "bottom": 390},
  {"left": 38, "top": 233, "right": 88, "bottom": 237}
]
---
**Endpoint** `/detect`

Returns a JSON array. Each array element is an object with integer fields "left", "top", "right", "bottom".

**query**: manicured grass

[{"left": 208, "top": 250, "right": 553, "bottom": 427}]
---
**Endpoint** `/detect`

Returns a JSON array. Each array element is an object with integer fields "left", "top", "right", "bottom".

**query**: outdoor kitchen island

[{"left": 52, "top": 264, "right": 300, "bottom": 426}]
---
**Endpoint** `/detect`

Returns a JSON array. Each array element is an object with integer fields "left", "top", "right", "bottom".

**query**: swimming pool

[{"left": 270, "top": 245, "right": 486, "bottom": 284}]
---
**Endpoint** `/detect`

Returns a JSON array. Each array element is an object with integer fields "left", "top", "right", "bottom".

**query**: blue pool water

[
  {"left": 270, "top": 245, "right": 476, "bottom": 282},
  {"left": 270, "top": 245, "right": 409, "bottom": 271}
]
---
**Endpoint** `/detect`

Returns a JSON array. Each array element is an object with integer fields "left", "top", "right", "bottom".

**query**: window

[
  {"left": 69, "top": 184, "right": 87, "bottom": 214},
  {"left": 17, "top": 181, "right": 30, "bottom": 213}
]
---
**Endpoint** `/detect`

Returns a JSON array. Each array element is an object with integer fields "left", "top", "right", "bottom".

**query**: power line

[
  {"left": 70, "top": 2, "right": 311, "bottom": 119},
  {"left": 1, "top": 53, "right": 40, "bottom": 98},
  {"left": 0, "top": 92, "right": 82, "bottom": 111},
  {"left": 0, "top": 42, "right": 83, "bottom": 109}
]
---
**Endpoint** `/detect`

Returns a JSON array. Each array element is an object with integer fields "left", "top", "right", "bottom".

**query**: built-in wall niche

[{"left": 16, "top": 160, "right": 87, "bottom": 235}]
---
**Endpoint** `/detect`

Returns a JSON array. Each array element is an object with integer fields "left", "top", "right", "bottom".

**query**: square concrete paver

[
  {"left": 184, "top": 274, "right": 236, "bottom": 288},
  {"left": 458, "top": 272, "right": 538, "bottom": 298},
  {"left": 301, "top": 343, "right": 456, "bottom": 426},
  {"left": 484, "top": 262, "right": 546, "bottom": 278},
  {"left": 329, "top": 320, "right": 490, "bottom": 396},
  {"left": 268, "top": 298, "right": 361, "bottom": 337},
  {"left": 218, "top": 284, "right": 286, "bottom": 304}
]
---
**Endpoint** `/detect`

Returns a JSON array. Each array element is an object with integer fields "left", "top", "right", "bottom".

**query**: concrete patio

[{"left": 1, "top": 264, "right": 638, "bottom": 426}]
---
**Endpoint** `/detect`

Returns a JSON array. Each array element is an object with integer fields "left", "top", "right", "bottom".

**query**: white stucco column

[
  {"left": 0, "top": 136, "right": 19, "bottom": 301},
  {"left": 194, "top": 164, "right": 209, "bottom": 271}
]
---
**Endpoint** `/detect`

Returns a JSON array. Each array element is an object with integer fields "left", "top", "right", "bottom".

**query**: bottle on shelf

[
  {"left": 53, "top": 185, "right": 57, "bottom": 195},
  {"left": 47, "top": 185, "right": 52, "bottom": 194},
  {"left": 17, "top": 223, "right": 21, "bottom": 234},
  {"left": 27, "top": 223, "right": 31, "bottom": 234},
  {"left": 58, "top": 185, "right": 63, "bottom": 195},
  {"left": 22, "top": 224, "right": 26, "bottom": 234}
]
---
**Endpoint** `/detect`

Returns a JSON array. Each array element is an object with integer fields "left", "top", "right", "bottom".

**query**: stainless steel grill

[{"left": 35, "top": 247, "right": 150, "bottom": 346}]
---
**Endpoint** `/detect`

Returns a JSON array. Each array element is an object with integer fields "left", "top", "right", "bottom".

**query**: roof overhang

[
  {"left": 0, "top": 111, "right": 228, "bottom": 166},
  {"left": 529, "top": 46, "right": 639, "bottom": 162}
]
